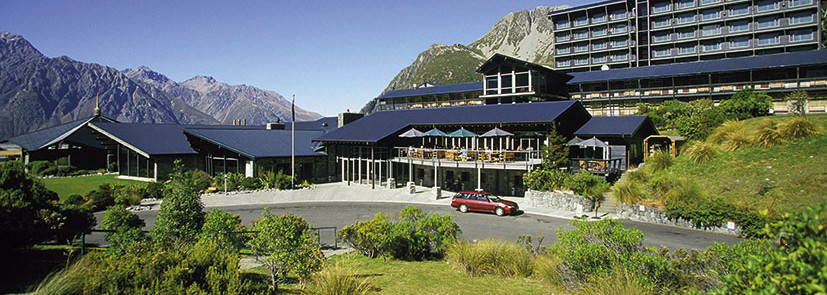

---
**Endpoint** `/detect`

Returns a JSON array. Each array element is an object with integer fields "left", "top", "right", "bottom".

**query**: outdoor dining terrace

[
  {"left": 568, "top": 158, "right": 622, "bottom": 175},
  {"left": 392, "top": 146, "right": 543, "bottom": 171}
]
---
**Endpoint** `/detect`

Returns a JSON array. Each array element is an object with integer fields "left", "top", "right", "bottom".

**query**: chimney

[{"left": 338, "top": 111, "right": 364, "bottom": 128}]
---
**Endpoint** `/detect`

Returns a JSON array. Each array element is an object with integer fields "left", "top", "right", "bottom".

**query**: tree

[
  {"left": 566, "top": 171, "right": 610, "bottom": 216},
  {"left": 719, "top": 88, "right": 773, "bottom": 121},
  {"left": 786, "top": 91, "right": 810, "bottom": 118},
  {"left": 248, "top": 210, "right": 323, "bottom": 291},
  {"left": 542, "top": 125, "right": 570, "bottom": 169},
  {"left": 199, "top": 209, "right": 247, "bottom": 252},
  {"left": 150, "top": 160, "right": 205, "bottom": 246}
]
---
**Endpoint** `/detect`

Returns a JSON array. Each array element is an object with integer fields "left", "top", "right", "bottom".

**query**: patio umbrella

[
  {"left": 398, "top": 127, "right": 425, "bottom": 146},
  {"left": 577, "top": 136, "right": 608, "bottom": 148},
  {"left": 423, "top": 128, "right": 448, "bottom": 147},
  {"left": 447, "top": 128, "right": 478, "bottom": 148},
  {"left": 566, "top": 136, "right": 585, "bottom": 146},
  {"left": 481, "top": 127, "right": 514, "bottom": 150}
]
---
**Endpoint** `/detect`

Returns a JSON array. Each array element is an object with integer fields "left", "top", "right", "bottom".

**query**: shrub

[
  {"left": 248, "top": 210, "right": 324, "bottom": 291},
  {"left": 26, "top": 161, "right": 56, "bottom": 176},
  {"left": 707, "top": 120, "right": 744, "bottom": 145},
  {"left": 578, "top": 268, "right": 653, "bottom": 295},
  {"left": 138, "top": 181, "right": 166, "bottom": 200},
  {"left": 682, "top": 140, "right": 719, "bottom": 164},
  {"left": 259, "top": 170, "right": 292, "bottom": 190},
  {"left": 100, "top": 205, "right": 146, "bottom": 255},
  {"left": 565, "top": 172, "right": 610, "bottom": 211},
  {"left": 55, "top": 165, "right": 76, "bottom": 176},
  {"left": 643, "top": 150, "right": 673, "bottom": 172},
  {"left": 240, "top": 176, "right": 262, "bottom": 190},
  {"left": 190, "top": 170, "right": 213, "bottom": 192},
  {"left": 63, "top": 194, "right": 86, "bottom": 205},
  {"left": 777, "top": 116, "right": 823, "bottom": 141},
  {"left": 611, "top": 177, "right": 648, "bottom": 204},
  {"left": 114, "top": 184, "right": 142, "bottom": 206},
  {"left": 302, "top": 262, "right": 372, "bottom": 295},
  {"left": 338, "top": 213, "right": 393, "bottom": 259},
  {"left": 551, "top": 219, "right": 644, "bottom": 284},
  {"left": 199, "top": 209, "right": 247, "bottom": 252},
  {"left": 719, "top": 88, "right": 773, "bottom": 121},
  {"left": 720, "top": 127, "right": 751, "bottom": 151},
  {"left": 533, "top": 254, "right": 564, "bottom": 285},
  {"left": 753, "top": 122, "right": 785, "bottom": 148},
  {"left": 150, "top": 160, "right": 205, "bottom": 246},
  {"left": 523, "top": 168, "right": 571, "bottom": 191},
  {"left": 446, "top": 238, "right": 534, "bottom": 277},
  {"left": 84, "top": 184, "right": 118, "bottom": 211}
]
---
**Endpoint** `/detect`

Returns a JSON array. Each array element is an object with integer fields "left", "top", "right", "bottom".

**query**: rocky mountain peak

[{"left": 122, "top": 66, "right": 172, "bottom": 85}]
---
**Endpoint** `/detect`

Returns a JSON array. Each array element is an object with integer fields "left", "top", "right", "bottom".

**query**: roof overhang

[{"left": 88, "top": 123, "right": 151, "bottom": 158}]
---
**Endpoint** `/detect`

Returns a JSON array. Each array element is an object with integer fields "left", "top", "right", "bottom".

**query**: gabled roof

[
  {"left": 569, "top": 50, "right": 827, "bottom": 84},
  {"left": 477, "top": 54, "right": 573, "bottom": 83},
  {"left": 3, "top": 115, "right": 116, "bottom": 151},
  {"left": 89, "top": 122, "right": 262, "bottom": 157},
  {"left": 315, "top": 100, "right": 585, "bottom": 143},
  {"left": 376, "top": 82, "right": 482, "bottom": 100},
  {"left": 184, "top": 129, "right": 326, "bottom": 159},
  {"left": 574, "top": 115, "right": 656, "bottom": 137}
]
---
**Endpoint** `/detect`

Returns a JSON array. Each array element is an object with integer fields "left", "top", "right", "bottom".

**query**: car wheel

[
  {"left": 459, "top": 204, "right": 468, "bottom": 213},
  {"left": 495, "top": 207, "right": 505, "bottom": 216}
]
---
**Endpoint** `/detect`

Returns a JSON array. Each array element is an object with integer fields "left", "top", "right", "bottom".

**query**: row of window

[
  {"left": 651, "top": 13, "right": 814, "bottom": 43},
  {"left": 650, "top": 30, "right": 814, "bottom": 57},
  {"left": 554, "top": 10, "right": 629, "bottom": 29},
  {"left": 556, "top": 53, "right": 631, "bottom": 67},
  {"left": 555, "top": 23, "right": 630, "bottom": 42},
  {"left": 557, "top": 39, "right": 631, "bottom": 54},
  {"left": 651, "top": 0, "right": 812, "bottom": 14},
  {"left": 652, "top": 10, "right": 814, "bottom": 29}
]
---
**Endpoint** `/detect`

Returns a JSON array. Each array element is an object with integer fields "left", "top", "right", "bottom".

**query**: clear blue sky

[{"left": 0, "top": 0, "right": 580, "bottom": 117}]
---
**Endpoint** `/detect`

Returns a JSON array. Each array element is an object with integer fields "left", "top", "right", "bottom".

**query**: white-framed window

[
  {"left": 676, "top": 12, "right": 696, "bottom": 24},
  {"left": 591, "top": 13, "right": 607, "bottom": 23},
  {"left": 652, "top": 1, "right": 671, "bottom": 13},
  {"left": 756, "top": 0, "right": 779, "bottom": 12},
  {"left": 593, "top": 42, "right": 608, "bottom": 50},
  {"left": 610, "top": 10, "right": 627, "bottom": 20},
  {"left": 729, "top": 20, "right": 750, "bottom": 32},
  {"left": 756, "top": 17, "right": 779, "bottom": 29},
  {"left": 592, "top": 28, "right": 608, "bottom": 37},
  {"left": 702, "top": 42, "right": 721, "bottom": 52},
  {"left": 573, "top": 16, "right": 588, "bottom": 26},
  {"left": 701, "top": 9, "right": 721, "bottom": 21},
  {"left": 790, "top": 29, "right": 815, "bottom": 42},
  {"left": 728, "top": 4, "right": 749, "bottom": 16},
  {"left": 556, "top": 59, "right": 571, "bottom": 67},
  {"left": 612, "top": 52, "right": 629, "bottom": 61},
  {"left": 574, "top": 29, "right": 589, "bottom": 39},
  {"left": 757, "top": 33, "right": 780, "bottom": 45},
  {"left": 611, "top": 39, "right": 629, "bottom": 47},
  {"left": 574, "top": 43, "right": 589, "bottom": 52},
  {"left": 556, "top": 33, "right": 571, "bottom": 42},
  {"left": 574, "top": 57, "right": 589, "bottom": 65},
  {"left": 653, "top": 32, "right": 672, "bottom": 42},
  {"left": 678, "top": 29, "right": 696, "bottom": 39},
  {"left": 652, "top": 17, "right": 671, "bottom": 28},
  {"left": 789, "top": 12, "right": 815, "bottom": 25},
  {"left": 729, "top": 37, "right": 750, "bottom": 48},
  {"left": 611, "top": 23, "right": 628, "bottom": 34},
  {"left": 676, "top": 0, "right": 696, "bottom": 9},
  {"left": 702, "top": 25, "right": 721, "bottom": 36},
  {"left": 557, "top": 46, "right": 571, "bottom": 54},
  {"left": 555, "top": 20, "right": 570, "bottom": 29},
  {"left": 678, "top": 44, "right": 697, "bottom": 54},
  {"left": 789, "top": 0, "right": 814, "bottom": 7},
  {"left": 653, "top": 48, "right": 671, "bottom": 57},
  {"left": 701, "top": 0, "right": 721, "bottom": 5},
  {"left": 592, "top": 54, "right": 608, "bottom": 63}
]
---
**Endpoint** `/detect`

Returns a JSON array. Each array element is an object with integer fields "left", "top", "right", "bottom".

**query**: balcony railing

[
  {"left": 397, "top": 147, "right": 541, "bottom": 164},
  {"left": 568, "top": 158, "right": 622, "bottom": 175}
]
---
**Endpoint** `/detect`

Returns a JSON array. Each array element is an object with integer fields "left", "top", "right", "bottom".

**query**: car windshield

[{"left": 487, "top": 194, "right": 501, "bottom": 201}]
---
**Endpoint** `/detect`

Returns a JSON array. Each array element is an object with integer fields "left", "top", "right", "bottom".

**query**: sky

[{"left": 0, "top": 0, "right": 581, "bottom": 117}]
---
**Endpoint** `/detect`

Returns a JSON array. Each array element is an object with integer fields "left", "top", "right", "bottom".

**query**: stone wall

[
  {"left": 525, "top": 190, "right": 594, "bottom": 216},
  {"left": 616, "top": 203, "right": 742, "bottom": 236}
]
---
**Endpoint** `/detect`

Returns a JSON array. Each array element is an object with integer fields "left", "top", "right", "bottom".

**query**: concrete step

[{"left": 599, "top": 192, "right": 619, "bottom": 214}]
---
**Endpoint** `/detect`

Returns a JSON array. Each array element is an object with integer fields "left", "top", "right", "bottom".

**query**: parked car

[{"left": 450, "top": 191, "right": 519, "bottom": 216}]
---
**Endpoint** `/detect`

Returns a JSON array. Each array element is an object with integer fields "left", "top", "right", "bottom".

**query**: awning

[{"left": 481, "top": 127, "right": 513, "bottom": 137}]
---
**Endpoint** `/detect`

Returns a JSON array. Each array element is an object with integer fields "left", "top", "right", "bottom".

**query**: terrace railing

[
  {"left": 568, "top": 158, "right": 623, "bottom": 175},
  {"left": 396, "top": 147, "right": 541, "bottom": 164}
]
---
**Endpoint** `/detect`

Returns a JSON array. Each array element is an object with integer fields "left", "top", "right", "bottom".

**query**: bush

[
  {"left": 578, "top": 268, "right": 653, "bottom": 295},
  {"left": 719, "top": 88, "right": 773, "bottom": 121},
  {"left": 100, "top": 205, "right": 146, "bottom": 255},
  {"left": 138, "top": 181, "right": 166, "bottom": 200},
  {"left": 720, "top": 127, "right": 751, "bottom": 151},
  {"left": 446, "top": 239, "right": 534, "bottom": 277},
  {"left": 199, "top": 209, "right": 247, "bottom": 252},
  {"left": 753, "top": 123, "right": 785, "bottom": 148},
  {"left": 523, "top": 168, "right": 571, "bottom": 191},
  {"left": 533, "top": 254, "right": 564, "bottom": 285},
  {"left": 682, "top": 141, "right": 719, "bottom": 164},
  {"left": 84, "top": 184, "right": 118, "bottom": 211},
  {"left": 63, "top": 194, "right": 86, "bottom": 206},
  {"left": 26, "top": 161, "right": 56, "bottom": 176},
  {"left": 55, "top": 165, "right": 76, "bottom": 177},
  {"left": 248, "top": 210, "right": 324, "bottom": 291},
  {"left": 114, "top": 184, "right": 142, "bottom": 206},
  {"left": 339, "top": 213, "right": 393, "bottom": 259},
  {"left": 551, "top": 219, "right": 644, "bottom": 284},
  {"left": 643, "top": 150, "right": 673, "bottom": 172},
  {"left": 240, "top": 176, "right": 262, "bottom": 190},
  {"left": 707, "top": 120, "right": 744, "bottom": 145},
  {"left": 302, "top": 262, "right": 372, "bottom": 295},
  {"left": 777, "top": 116, "right": 823, "bottom": 141},
  {"left": 565, "top": 172, "right": 610, "bottom": 211},
  {"left": 664, "top": 196, "right": 767, "bottom": 237},
  {"left": 150, "top": 160, "right": 205, "bottom": 246},
  {"left": 191, "top": 170, "right": 213, "bottom": 193},
  {"left": 259, "top": 170, "right": 292, "bottom": 190},
  {"left": 611, "top": 176, "right": 648, "bottom": 204}
]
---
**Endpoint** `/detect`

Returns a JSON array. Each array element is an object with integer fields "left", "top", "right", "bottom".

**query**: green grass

[
  {"left": 669, "top": 114, "right": 827, "bottom": 214},
  {"left": 40, "top": 174, "right": 146, "bottom": 200}
]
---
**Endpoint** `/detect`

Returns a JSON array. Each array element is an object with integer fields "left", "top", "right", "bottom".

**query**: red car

[{"left": 450, "top": 191, "right": 519, "bottom": 216}]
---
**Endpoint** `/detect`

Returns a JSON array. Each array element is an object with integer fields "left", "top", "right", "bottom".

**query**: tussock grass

[
  {"left": 682, "top": 141, "right": 719, "bottom": 164},
  {"left": 643, "top": 150, "right": 673, "bottom": 172},
  {"left": 777, "top": 117, "right": 823, "bottom": 140},
  {"left": 579, "top": 268, "right": 653, "bottom": 295},
  {"left": 533, "top": 254, "right": 564, "bottom": 285},
  {"left": 302, "top": 262, "right": 371, "bottom": 295},
  {"left": 446, "top": 239, "right": 534, "bottom": 277},
  {"left": 29, "top": 256, "right": 89, "bottom": 295},
  {"left": 753, "top": 123, "right": 785, "bottom": 148},
  {"left": 720, "top": 127, "right": 751, "bottom": 151},
  {"left": 611, "top": 176, "right": 649, "bottom": 204},
  {"left": 707, "top": 120, "right": 744, "bottom": 145}
]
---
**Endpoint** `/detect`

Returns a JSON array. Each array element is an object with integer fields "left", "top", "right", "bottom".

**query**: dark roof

[
  {"left": 287, "top": 117, "right": 338, "bottom": 133},
  {"left": 376, "top": 82, "right": 482, "bottom": 100},
  {"left": 477, "top": 54, "right": 573, "bottom": 83},
  {"left": 548, "top": 0, "right": 627, "bottom": 15},
  {"left": 315, "top": 100, "right": 584, "bottom": 143},
  {"left": 184, "top": 129, "right": 326, "bottom": 159},
  {"left": 89, "top": 122, "right": 262, "bottom": 157},
  {"left": 569, "top": 50, "right": 827, "bottom": 84},
  {"left": 4, "top": 115, "right": 116, "bottom": 150},
  {"left": 574, "top": 115, "right": 654, "bottom": 137}
]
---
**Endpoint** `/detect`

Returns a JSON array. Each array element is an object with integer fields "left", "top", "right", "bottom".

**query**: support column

[
  {"left": 371, "top": 146, "right": 375, "bottom": 190},
  {"left": 358, "top": 157, "right": 362, "bottom": 184},
  {"left": 341, "top": 158, "right": 346, "bottom": 183}
]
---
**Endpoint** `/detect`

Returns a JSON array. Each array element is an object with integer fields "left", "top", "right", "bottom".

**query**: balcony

[
  {"left": 394, "top": 147, "right": 543, "bottom": 171},
  {"left": 568, "top": 158, "right": 622, "bottom": 175}
]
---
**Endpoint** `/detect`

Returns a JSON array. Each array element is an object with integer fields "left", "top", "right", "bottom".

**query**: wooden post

[{"left": 371, "top": 145, "right": 375, "bottom": 189}]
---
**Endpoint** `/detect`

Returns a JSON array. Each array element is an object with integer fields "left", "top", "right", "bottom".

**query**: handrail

[{"left": 395, "top": 146, "right": 541, "bottom": 164}]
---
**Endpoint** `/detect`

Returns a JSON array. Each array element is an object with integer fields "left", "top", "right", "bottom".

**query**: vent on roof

[{"left": 266, "top": 123, "right": 285, "bottom": 130}]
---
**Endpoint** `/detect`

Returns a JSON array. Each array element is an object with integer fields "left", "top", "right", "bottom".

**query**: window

[
  {"left": 592, "top": 54, "right": 608, "bottom": 63},
  {"left": 789, "top": 12, "right": 815, "bottom": 25},
  {"left": 557, "top": 46, "right": 571, "bottom": 54},
  {"left": 729, "top": 20, "right": 750, "bottom": 32},
  {"left": 556, "top": 59, "right": 571, "bottom": 67},
  {"left": 612, "top": 52, "right": 629, "bottom": 61},
  {"left": 701, "top": 0, "right": 721, "bottom": 5},
  {"left": 678, "top": 44, "right": 697, "bottom": 54},
  {"left": 611, "top": 23, "right": 628, "bottom": 34},
  {"left": 610, "top": 10, "right": 627, "bottom": 20},
  {"left": 702, "top": 25, "right": 721, "bottom": 36},
  {"left": 555, "top": 20, "right": 570, "bottom": 29},
  {"left": 653, "top": 32, "right": 671, "bottom": 42},
  {"left": 591, "top": 13, "right": 607, "bottom": 23},
  {"left": 701, "top": 9, "right": 721, "bottom": 21},
  {"left": 757, "top": 33, "right": 780, "bottom": 45},
  {"left": 702, "top": 42, "right": 721, "bottom": 52},
  {"left": 652, "top": 17, "right": 671, "bottom": 28},
  {"left": 556, "top": 33, "right": 571, "bottom": 42},
  {"left": 653, "top": 48, "right": 671, "bottom": 57},
  {"left": 574, "top": 42, "right": 589, "bottom": 52},
  {"left": 756, "top": 17, "right": 779, "bottom": 29},
  {"left": 652, "top": 1, "right": 671, "bottom": 13},
  {"left": 574, "top": 29, "right": 589, "bottom": 39},
  {"left": 728, "top": 4, "right": 749, "bottom": 16},
  {"left": 676, "top": 0, "right": 695, "bottom": 9},
  {"left": 676, "top": 13, "right": 696, "bottom": 24},
  {"left": 790, "top": 29, "right": 814, "bottom": 42},
  {"left": 593, "top": 42, "right": 608, "bottom": 50},
  {"left": 611, "top": 39, "right": 629, "bottom": 47},
  {"left": 592, "top": 28, "right": 608, "bottom": 37},
  {"left": 678, "top": 29, "right": 696, "bottom": 39},
  {"left": 729, "top": 37, "right": 750, "bottom": 48},
  {"left": 574, "top": 57, "right": 589, "bottom": 65},
  {"left": 789, "top": 0, "right": 814, "bottom": 7},
  {"left": 573, "top": 16, "right": 588, "bottom": 26},
  {"left": 756, "top": 0, "right": 779, "bottom": 12}
]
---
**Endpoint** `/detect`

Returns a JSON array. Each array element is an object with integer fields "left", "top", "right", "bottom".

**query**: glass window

[
  {"left": 701, "top": 9, "right": 721, "bottom": 21},
  {"left": 592, "top": 54, "right": 608, "bottom": 63},
  {"left": 702, "top": 25, "right": 721, "bottom": 36},
  {"left": 702, "top": 42, "right": 721, "bottom": 52},
  {"left": 789, "top": 12, "right": 814, "bottom": 25},
  {"left": 574, "top": 57, "right": 589, "bottom": 65},
  {"left": 611, "top": 39, "right": 629, "bottom": 47},
  {"left": 676, "top": 0, "right": 695, "bottom": 9},
  {"left": 593, "top": 42, "right": 608, "bottom": 50},
  {"left": 556, "top": 59, "right": 571, "bottom": 67},
  {"left": 756, "top": 0, "right": 779, "bottom": 12},
  {"left": 591, "top": 13, "right": 607, "bottom": 23},
  {"left": 701, "top": 0, "right": 721, "bottom": 5},
  {"left": 729, "top": 37, "right": 750, "bottom": 48},
  {"left": 728, "top": 4, "right": 749, "bottom": 16},
  {"left": 676, "top": 13, "right": 696, "bottom": 24},
  {"left": 573, "top": 16, "right": 588, "bottom": 26},
  {"left": 678, "top": 45, "right": 697, "bottom": 54},
  {"left": 610, "top": 10, "right": 627, "bottom": 20},
  {"left": 574, "top": 29, "right": 589, "bottom": 39},
  {"left": 757, "top": 33, "right": 780, "bottom": 45},
  {"left": 557, "top": 46, "right": 571, "bottom": 54},
  {"left": 790, "top": 29, "right": 814, "bottom": 42},
  {"left": 729, "top": 20, "right": 750, "bottom": 32},
  {"left": 652, "top": 17, "right": 671, "bottom": 28},
  {"left": 556, "top": 20, "right": 570, "bottom": 29},
  {"left": 652, "top": 1, "right": 671, "bottom": 13},
  {"left": 678, "top": 29, "right": 696, "bottom": 39},
  {"left": 574, "top": 42, "right": 589, "bottom": 52},
  {"left": 653, "top": 32, "right": 671, "bottom": 42},
  {"left": 653, "top": 48, "right": 671, "bottom": 57},
  {"left": 556, "top": 33, "right": 571, "bottom": 42},
  {"left": 756, "top": 17, "right": 779, "bottom": 29},
  {"left": 612, "top": 53, "right": 629, "bottom": 61},
  {"left": 611, "top": 23, "right": 628, "bottom": 34},
  {"left": 789, "top": 0, "right": 813, "bottom": 7},
  {"left": 592, "top": 28, "right": 607, "bottom": 37}
]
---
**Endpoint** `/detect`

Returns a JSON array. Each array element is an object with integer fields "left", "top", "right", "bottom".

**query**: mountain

[
  {"left": 123, "top": 67, "right": 322, "bottom": 125},
  {"left": 0, "top": 31, "right": 218, "bottom": 139},
  {"left": 361, "top": 6, "right": 568, "bottom": 113}
]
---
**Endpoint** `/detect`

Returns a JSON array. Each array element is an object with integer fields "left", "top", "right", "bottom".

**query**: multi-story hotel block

[{"left": 549, "top": 0, "right": 823, "bottom": 72}]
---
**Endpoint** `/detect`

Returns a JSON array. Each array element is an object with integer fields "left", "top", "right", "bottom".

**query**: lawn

[
  {"left": 669, "top": 113, "right": 827, "bottom": 214},
  {"left": 40, "top": 174, "right": 147, "bottom": 201}
]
